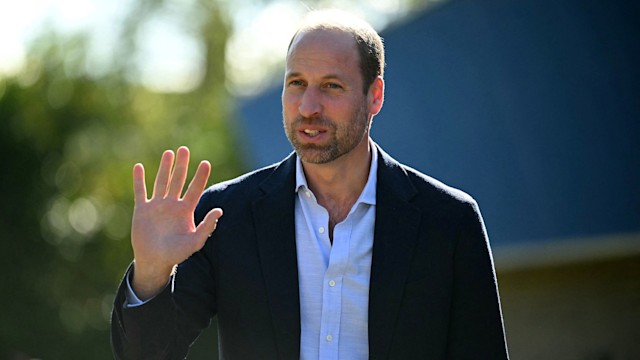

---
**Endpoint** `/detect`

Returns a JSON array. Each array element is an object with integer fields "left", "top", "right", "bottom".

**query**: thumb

[{"left": 194, "top": 208, "right": 224, "bottom": 245}]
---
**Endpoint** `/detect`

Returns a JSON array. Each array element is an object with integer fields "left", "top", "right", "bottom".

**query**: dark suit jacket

[{"left": 111, "top": 144, "right": 509, "bottom": 359}]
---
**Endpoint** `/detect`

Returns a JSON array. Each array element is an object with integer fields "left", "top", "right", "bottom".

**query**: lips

[
  {"left": 298, "top": 125, "right": 327, "bottom": 139},
  {"left": 291, "top": 117, "right": 333, "bottom": 142},
  {"left": 303, "top": 129, "right": 321, "bottom": 136}
]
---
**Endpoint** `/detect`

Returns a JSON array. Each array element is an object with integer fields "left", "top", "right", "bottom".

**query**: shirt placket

[{"left": 318, "top": 217, "right": 352, "bottom": 359}]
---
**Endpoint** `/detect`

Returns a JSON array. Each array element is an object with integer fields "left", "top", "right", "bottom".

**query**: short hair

[{"left": 287, "top": 9, "right": 385, "bottom": 94}]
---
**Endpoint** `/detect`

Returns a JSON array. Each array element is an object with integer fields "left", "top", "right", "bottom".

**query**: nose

[{"left": 298, "top": 87, "right": 322, "bottom": 119}]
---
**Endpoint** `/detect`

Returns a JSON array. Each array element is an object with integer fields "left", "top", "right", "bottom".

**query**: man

[{"left": 111, "top": 10, "right": 509, "bottom": 360}]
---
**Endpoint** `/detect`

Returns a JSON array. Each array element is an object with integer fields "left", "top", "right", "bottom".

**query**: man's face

[{"left": 282, "top": 29, "right": 372, "bottom": 165}]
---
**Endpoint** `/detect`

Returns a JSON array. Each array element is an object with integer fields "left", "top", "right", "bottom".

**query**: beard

[{"left": 284, "top": 102, "right": 370, "bottom": 164}]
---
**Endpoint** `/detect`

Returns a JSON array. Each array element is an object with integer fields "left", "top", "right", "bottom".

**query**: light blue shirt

[{"left": 295, "top": 146, "right": 378, "bottom": 360}]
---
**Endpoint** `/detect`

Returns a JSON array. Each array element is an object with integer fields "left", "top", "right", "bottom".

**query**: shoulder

[
  {"left": 377, "top": 145, "right": 480, "bottom": 213},
  {"left": 377, "top": 147, "right": 488, "bottom": 246},
  {"left": 404, "top": 163, "right": 484, "bottom": 227},
  {"left": 406, "top": 164, "right": 476, "bottom": 206}
]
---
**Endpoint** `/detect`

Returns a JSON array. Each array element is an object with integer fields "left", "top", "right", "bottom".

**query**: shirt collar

[{"left": 295, "top": 140, "right": 378, "bottom": 206}]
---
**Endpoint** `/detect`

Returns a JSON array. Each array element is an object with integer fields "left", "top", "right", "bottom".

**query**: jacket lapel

[
  {"left": 251, "top": 154, "right": 301, "bottom": 359},
  {"left": 369, "top": 146, "right": 421, "bottom": 359}
]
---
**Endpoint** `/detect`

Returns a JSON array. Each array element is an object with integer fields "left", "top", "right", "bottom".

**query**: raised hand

[{"left": 130, "top": 146, "right": 223, "bottom": 300}]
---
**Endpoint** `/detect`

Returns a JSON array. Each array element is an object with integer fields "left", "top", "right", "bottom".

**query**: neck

[{"left": 302, "top": 139, "right": 372, "bottom": 234}]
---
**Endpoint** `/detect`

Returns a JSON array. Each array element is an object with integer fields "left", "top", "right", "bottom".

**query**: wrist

[{"left": 131, "top": 260, "right": 175, "bottom": 301}]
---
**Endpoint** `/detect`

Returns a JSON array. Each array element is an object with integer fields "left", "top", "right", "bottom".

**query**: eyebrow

[{"left": 285, "top": 72, "right": 345, "bottom": 82}]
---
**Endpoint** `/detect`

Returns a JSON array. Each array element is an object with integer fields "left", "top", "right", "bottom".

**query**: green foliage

[{"left": 0, "top": 4, "right": 242, "bottom": 359}]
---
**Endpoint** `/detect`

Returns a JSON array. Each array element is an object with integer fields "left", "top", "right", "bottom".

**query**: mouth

[
  {"left": 291, "top": 117, "right": 333, "bottom": 142},
  {"left": 303, "top": 129, "right": 321, "bottom": 136}
]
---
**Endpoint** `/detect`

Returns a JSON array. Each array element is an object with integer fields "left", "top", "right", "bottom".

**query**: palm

[{"left": 132, "top": 192, "right": 201, "bottom": 265}]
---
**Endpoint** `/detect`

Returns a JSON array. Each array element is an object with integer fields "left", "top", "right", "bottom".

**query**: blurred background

[{"left": 1, "top": 0, "right": 638, "bottom": 359}]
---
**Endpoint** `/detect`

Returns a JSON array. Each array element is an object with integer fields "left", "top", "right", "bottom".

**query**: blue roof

[{"left": 236, "top": 0, "right": 640, "bottom": 251}]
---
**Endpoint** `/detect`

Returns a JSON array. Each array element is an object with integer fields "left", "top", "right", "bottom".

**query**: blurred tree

[
  {"left": 0, "top": 0, "right": 435, "bottom": 358},
  {"left": 0, "top": 1, "right": 240, "bottom": 359}
]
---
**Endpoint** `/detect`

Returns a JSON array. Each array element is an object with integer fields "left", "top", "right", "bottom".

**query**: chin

[{"left": 296, "top": 146, "right": 340, "bottom": 164}]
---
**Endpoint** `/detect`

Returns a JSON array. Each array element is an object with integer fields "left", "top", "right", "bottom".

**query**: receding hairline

[{"left": 287, "top": 10, "right": 379, "bottom": 55}]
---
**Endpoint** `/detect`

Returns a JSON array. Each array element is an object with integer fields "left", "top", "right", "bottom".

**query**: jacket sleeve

[
  {"left": 446, "top": 200, "right": 510, "bottom": 359},
  {"left": 111, "top": 252, "right": 217, "bottom": 359}
]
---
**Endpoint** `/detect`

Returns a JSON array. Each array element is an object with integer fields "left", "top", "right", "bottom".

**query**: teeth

[{"left": 304, "top": 129, "right": 320, "bottom": 136}]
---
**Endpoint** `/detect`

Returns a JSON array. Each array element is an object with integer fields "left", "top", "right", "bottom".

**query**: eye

[
  {"left": 288, "top": 79, "right": 305, "bottom": 87},
  {"left": 324, "top": 82, "right": 343, "bottom": 90}
]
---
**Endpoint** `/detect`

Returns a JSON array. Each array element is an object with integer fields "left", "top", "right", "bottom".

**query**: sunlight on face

[{"left": 282, "top": 29, "right": 371, "bottom": 164}]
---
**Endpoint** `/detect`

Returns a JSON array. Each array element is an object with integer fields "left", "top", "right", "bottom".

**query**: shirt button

[
  {"left": 326, "top": 335, "right": 333, "bottom": 342},
  {"left": 305, "top": 191, "right": 311, "bottom": 198},
  {"left": 318, "top": 227, "right": 325, "bottom": 234},
  {"left": 329, "top": 280, "right": 336, "bottom": 287}
]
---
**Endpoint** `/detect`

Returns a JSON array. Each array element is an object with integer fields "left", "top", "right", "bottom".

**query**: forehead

[{"left": 286, "top": 29, "right": 360, "bottom": 76}]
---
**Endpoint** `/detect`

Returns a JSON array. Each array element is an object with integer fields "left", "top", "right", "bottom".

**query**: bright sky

[
  {"left": 0, "top": 0, "right": 129, "bottom": 74},
  {"left": 0, "top": 0, "right": 421, "bottom": 94}
]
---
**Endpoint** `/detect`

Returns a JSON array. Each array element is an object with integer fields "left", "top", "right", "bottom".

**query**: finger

[
  {"left": 132, "top": 163, "right": 148, "bottom": 204},
  {"left": 167, "top": 146, "right": 190, "bottom": 199},
  {"left": 193, "top": 208, "right": 224, "bottom": 249},
  {"left": 152, "top": 150, "right": 175, "bottom": 198},
  {"left": 183, "top": 160, "right": 211, "bottom": 206}
]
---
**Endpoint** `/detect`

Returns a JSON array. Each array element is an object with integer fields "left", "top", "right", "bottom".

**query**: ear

[{"left": 367, "top": 76, "right": 385, "bottom": 116}]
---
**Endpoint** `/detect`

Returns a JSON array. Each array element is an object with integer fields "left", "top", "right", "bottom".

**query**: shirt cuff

[
  {"left": 124, "top": 268, "right": 171, "bottom": 308},
  {"left": 124, "top": 270, "right": 147, "bottom": 307}
]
